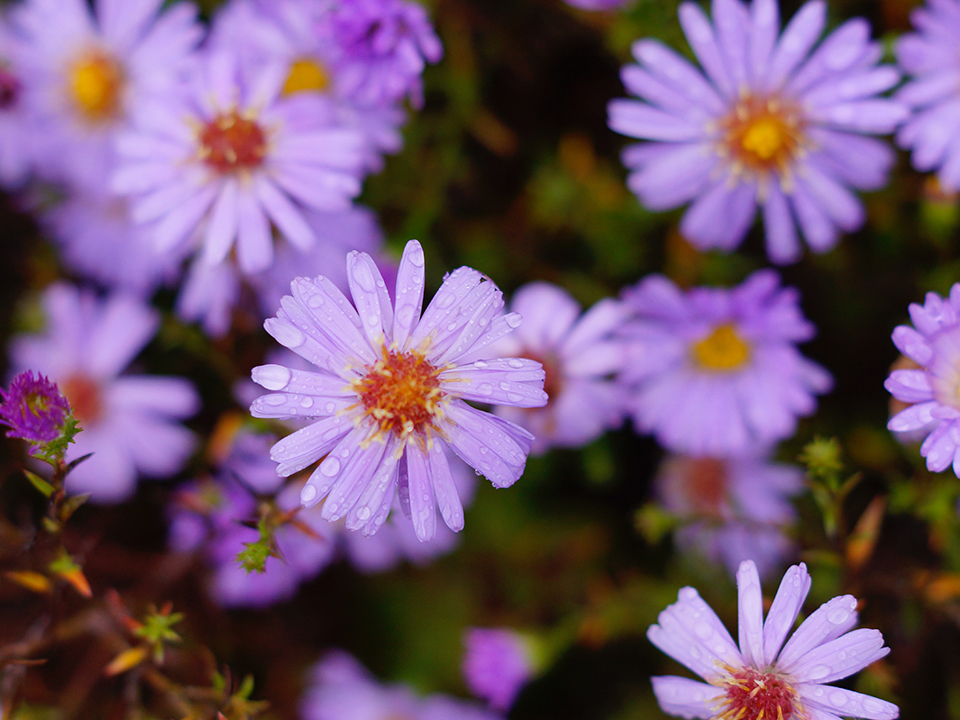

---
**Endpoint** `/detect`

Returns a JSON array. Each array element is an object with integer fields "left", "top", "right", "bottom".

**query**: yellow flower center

[
  {"left": 719, "top": 95, "right": 804, "bottom": 178},
  {"left": 692, "top": 323, "right": 751, "bottom": 371},
  {"left": 282, "top": 57, "right": 330, "bottom": 96},
  {"left": 69, "top": 50, "right": 124, "bottom": 122},
  {"left": 716, "top": 666, "right": 800, "bottom": 720},
  {"left": 352, "top": 346, "right": 447, "bottom": 441},
  {"left": 197, "top": 111, "right": 268, "bottom": 173}
]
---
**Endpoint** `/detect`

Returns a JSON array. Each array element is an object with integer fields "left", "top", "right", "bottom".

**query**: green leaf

[{"left": 23, "top": 470, "right": 54, "bottom": 498}]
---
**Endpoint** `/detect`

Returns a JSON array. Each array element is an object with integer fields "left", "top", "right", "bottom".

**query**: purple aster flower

[
  {"left": 648, "top": 560, "right": 898, "bottom": 720},
  {"left": 619, "top": 270, "right": 831, "bottom": 456},
  {"left": 883, "top": 284, "right": 960, "bottom": 475},
  {"left": 11, "top": 0, "right": 202, "bottom": 188},
  {"left": 10, "top": 283, "right": 199, "bottom": 503},
  {"left": 655, "top": 453, "right": 803, "bottom": 579},
  {"left": 608, "top": 0, "right": 908, "bottom": 264},
  {"left": 250, "top": 239, "right": 548, "bottom": 542},
  {"left": 462, "top": 627, "right": 535, "bottom": 712},
  {"left": 112, "top": 49, "right": 366, "bottom": 275},
  {"left": 0, "top": 18, "right": 45, "bottom": 188},
  {"left": 0, "top": 370, "right": 73, "bottom": 455},
  {"left": 300, "top": 651, "right": 504, "bottom": 720},
  {"left": 487, "top": 282, "right": 628, "bottom": 454},
  {"left": 894, "top": 0, "right": 960, "bottom": 191}
]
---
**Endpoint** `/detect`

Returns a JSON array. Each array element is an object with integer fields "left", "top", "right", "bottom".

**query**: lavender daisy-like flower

[
  {"left": 250, "top": 239, "right": 547, "bottom": 542},
  {"left": 884, "top": 283, "right": 960, "bottom": 475},
  {"left": 608, "top": 0, "right": 908, "bottom": 263},
  {"left": 895, "top": 0, "right": 960, "bottom": 191},
  {"left": 462, "top": 628, "right": 535, "bottom": 712},
  {"left": 655, "top": 453, "right": 803, "bottom": 578},
  {"left": 10, "top": 283, "right": 199, "bottom": 502},
  {"left": 0, "top": 371, "right": 73, "bottom": 455},
  {"left": 112, "top": 49, "right": 366, "bottom": 275},
  {"left": 487, "top": 282, "right": 627, "bottom": 454},
  {"left": 620, "top": 270, "right": 831, "bottom": 456},
  {"left": 649, "top": 560, "right": 898, "bottom": 720}
]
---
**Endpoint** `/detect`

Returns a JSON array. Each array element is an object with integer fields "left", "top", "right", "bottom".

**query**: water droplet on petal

[
  {"left": 356, "top": 506, "right": 371, "bottom": 520},
  {"left": 407, "top": 243, "right": 425, "bottom": 267},
  {"left": 301, "top": 484, "right": 318, "bottom": 505},
  {"left": 254, "top": 364, "right": 292, "bottom": 391},
  {"left": 473, "top": 360, "right": 488, "bottom": 369},
  {"left": 272, "top": 322, "right": 305, "bottom": 349},
  {"left": 264, "top": 394, "right": 287, "bottom": 406},
  {"left": 507, "top": 392, "right": 523, "bottom": 403},
  {"left": 366, "top": 314, "right": 379, "bottom": 327},
  {"left": 321, "top": 457, "right": 341, "bottom": 476},
  {"left": 499, "top": 381, "right": 510, "bottom": 390},
  {"left": 827, "top": 607, "right": 849, "bottom": 624},
  {"left": 325, "top": 402, "right": 336, "bottom": 414},
  {"left": 436, "top": 292, "right": 454, "bottom": 309},
  {"left": 507, "top": 358, "right": 523, "bottom": 368},
  {"left": 307, "top": 295, "right": 323, "bottom": 309},
  {"left": 477, "top": 383, "right": 493, "bottom": 396},
  {"left": 396, "top": 305, "right": 415, "bottom": 326},
  {"left": 352, "top": 259, "right": 375, "bottom": 291},
  {"left": 300, "top": 397, "right": 314, "bottom": 408},
  {"left": 505, "top": 313, "right": 521, "bottom": 328},
  {"left": 808, "top": 665, "right": 831, "bottom": 681}
]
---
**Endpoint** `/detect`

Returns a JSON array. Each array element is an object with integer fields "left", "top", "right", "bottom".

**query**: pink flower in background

[
  {"left": 251, "top": 240, "right": 547, "bottom": 542},
  {"left": 649, "top": 560, "right": 898, "bottom": 720},
  {"left": 10, "top": 283, "right": 198, "bottom": 503}
]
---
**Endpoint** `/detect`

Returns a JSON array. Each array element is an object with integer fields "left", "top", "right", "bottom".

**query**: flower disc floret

[
  {"left": 0, "top": 371, "right": 72, "bottom": 451},
  {"left": 719, "top": 96, "right": 805, "bottom": 180},
  {"left": 692, "top": 323, "right": 751, "bottom": 371},
  {"left": 718, "top": 666, "right": 798, "bottom": 720},
  {"left": 69, "top": 49, "right": 124, "bottom": 122},
  {"left": 198, "top": 111, "right": 268, "bottom": 173}
]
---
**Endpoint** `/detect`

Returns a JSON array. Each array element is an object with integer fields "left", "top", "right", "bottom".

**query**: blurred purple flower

[
  {"left": 0, "top": 370, "right": 72, "bottom": 454},
  {"left": 655, "top": 453, "right": 803, "bottom": 578},
  {"left": 895, "top": 0, "right": 960, "bottom": 191},
  {"left": 488, "top": 282, "right": 627, "bottom": 454},
  {"left": 462, "top": 627, "right": 534, "bottom": 712},
  {"left": 620, "top": 270, "right": 831, "bottom": 456},
  {"left": 648, "top": 560, "right": 897, "bottom": 720},
  {"left": 0, "top": 19, "right": 44, "bottom": 188},
  {"left": 608, "top": 0, "right": 907, "bottom": 263},
  {"left": 10, "top": 283, "right": 199, "bottom": 502},
  {"left": 564, "top": 0, "right": 633, "bottom": 10},
  {"left": 250, "top": 239, "right": 547, "bottom": 542},
  {"left": 884, "top": 284, "right": 960, "bottom": 475},
  {"left": 112, "top": 49, "right": 366, "bottom": 275},
  {"left": 11, "top": 0, "right": 202, "bottom": 188},
  {"left": 301, "top": 651, "right": 504, "bottom": 720}
]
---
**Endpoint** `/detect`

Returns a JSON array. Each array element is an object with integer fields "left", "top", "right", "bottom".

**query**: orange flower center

[
  {"left": 352, "top": 347, "right": 446, "bottom": 441},
  {"left": 717, "top": 666, "right": 800, "bottom": 720},
  {"left": 719, "top": 95, "right": 804, "bottom": 178},
  {"left": 69, "top": 50, "right": 124, "bottom": 122},
  {"left": 679, "top": 457, "right": 729, "bottom": 516},
  {"left": 691, "top": 323, "right": 751, "bottom": 372},
  {"left": 282, "top": 57, "right": 331, "bottom": 96},
  {"left": 197, "top": 111, "right": 267, "bottom": 173},
  {"left": 60, "top": 374, "right": 102, "bottom": 426}
]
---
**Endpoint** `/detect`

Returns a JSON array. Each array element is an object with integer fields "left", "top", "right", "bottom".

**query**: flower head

[
  {"left": 620, "top": 270, "right": 830, "bottom": 456},
  {"left": 251, "top": 240, "right": 547, "bottom": 542},
  {"left": 608, "top": 0, "right": 907, "bottom": 263},
  {"left": 649, "top": 560, "right": 898, "bottom": 720},
  {"left": 884, "top": 284, "right": 960, "bottom": 475},
  {"left": 462, "top": 627, "right": 535, "bottom": 712},
  {"left": 0, "top": 370, "right": 76, "bottom": 458},
  {"left": 894, "top": 0, "right": 960, "bottom": 191}
]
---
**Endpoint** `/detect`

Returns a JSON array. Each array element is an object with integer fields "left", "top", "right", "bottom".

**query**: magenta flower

[
  {"left": 250, "top": 240, "right": 547, "bottom": 542},
  {"left": 620, "top": 270, "right": 831, "bottom": 456},
  {"left": 649, "top": 560, "right": 898, "bottom": 720},
  {"left": 112, "top": 49, "right": 366, "bottom": 274},
  {"left": 0, "top": 371, "right": 73, "bottom": 455},
  {"left": 488, "top": 282, "right": 627, "bottom": 454},
  {"left": 9, "top": 283, "right": 199, "bottom": 503},
  {"left": 608, "top": 0, "right": 908, "bottom": 263},
  {"left": 884, "top": 284, "right": 960, "bottom": 475},
  {"left": 462, "top": 628, "right": 534, "bottom": 712},
  {"left": 894, "top": 0, "right": 960, "bottom": 191}
]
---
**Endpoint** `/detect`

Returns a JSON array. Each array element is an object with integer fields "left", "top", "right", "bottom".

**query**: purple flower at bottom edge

[
  {"left": 250, "top": 239, "right": 548, "bottom": 542},
  {"left": 462, "top": 627, "right": 534, "bottom": 712},
  {"left": 884, "top": 283, "right": 960, "bottom": 475},
  {"left": 649, "top": 560, "right": 898, "bottom": 720},
  {"left": 0, "top": 371, "right": 71, "bottom": 453},
  {"left": 607, "top": 0, "right": 908, "bottom": 264}
]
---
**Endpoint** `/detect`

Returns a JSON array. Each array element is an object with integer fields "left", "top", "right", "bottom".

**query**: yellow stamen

[
  {"left": 283, "top": 58, "right": 330, "bottom": 95},
  {"left": 691, "top": 323, "right": 751, "bottom": 371},
  {"left": 70, "top": 50, "right": 123, "bottom": 122}
]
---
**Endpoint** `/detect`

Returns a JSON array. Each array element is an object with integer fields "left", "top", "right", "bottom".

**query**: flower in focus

[
  {"left": 884, "top": 284, "right": 960, "bottom": 475},
  {"left": 655, "top": 453, "right": 803, "bottom": 578},
  {"left": 649, "top": 560, "right": 898, "bottom": 720},
  {"left": 11, "top": 0, "right": 202, "bottom": 188},
  {"left": 620, "top": 270, "right": 830, "bottom": 456},
  {"left": 250, "top": 239, "right": 547, "bottom": 542},
  {"left": 112, "top": 49, "right": 366, "bottom": 275},
  {"left": 300, "top": 651, "right": 504, "bottom": 720},
  {"left": 608, "top": 0, "right": 907, "bottom": 263},
  {"left": 487, "top": 282, "right": 627, "bottom": 455},
  {"left": 9, "top": 283, "right": 199, "bottom": 502},
  {"left": 894, "top": 0, "right": 960, "bottom": 191},
  {"left": 0, "top": 370, "right": 75, "bottom": 458},
  {"left": 462, "top": 627, "right": 535, "bottom": 712}
]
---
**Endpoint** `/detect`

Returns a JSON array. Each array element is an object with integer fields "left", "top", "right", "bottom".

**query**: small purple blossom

[
  {"left": 462, "top": 628, "right": 534, "bottom": 712},
  {"left": 884, "top": 284, "right": 960, "bottom": 475},
  {"left": 619, "top": 270, "right": 831, "bottom": 456},
  {"left": 655, "top": 453, "right": 803, "bottom": 578},
  {"left": 487, "top": 282, "right": 627, "bottom": 454},
  {"left": 250, "top": 239, "right": 547, "bottom": 542},
  {"left": 649, "top": 560, "right": 898, "bottom": 720},
  {"left": 0, "top": 371, "right": 72, "bottom": 454},
  {"left": 608, "top": 0, "right": 908, "bottom": 263},
  {"left": 894, "top": 0, "right": 960, "bottom": 191}
]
